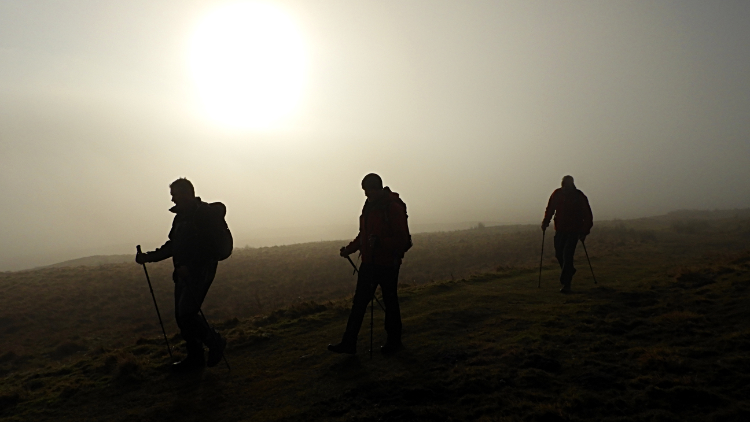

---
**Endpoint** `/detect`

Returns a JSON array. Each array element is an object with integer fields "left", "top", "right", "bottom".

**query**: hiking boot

[
  {"left": 172, "top": 351, "right": 205, "bottom": 372},
  {"left": 207, "top": 336, "right": 227, "bottom": 368},
  {"left": 327, "top": 341, "right": 356, "bottom": 354},
  {"left": 380, "top": 341, "right": 403, "bottom": 355}
]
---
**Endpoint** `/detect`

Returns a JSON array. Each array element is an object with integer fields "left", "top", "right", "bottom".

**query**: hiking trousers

[
  {"left": 173, "top": 262, "right": 219, "bottom": 355},
  {"left": 554, "top": 232, "right": 579, "bottom": 287},
  {"left": 343, "top": 263, "right": 402, "bottom": 344}
]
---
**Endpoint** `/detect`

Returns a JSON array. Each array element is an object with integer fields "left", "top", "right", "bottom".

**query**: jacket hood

[{"left": 169, "top": 197, "right": 202, "bottom": 214}]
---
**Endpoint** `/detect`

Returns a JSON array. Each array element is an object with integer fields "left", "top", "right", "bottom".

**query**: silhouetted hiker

[
  {"left": 329, "top": 173, "right": 412, "bottom": 355},
  {"left": 541, "top": 175, "right": 593, "bottom": 293},
  {"left": 136, "top": 178, "right": 229, "bottom": 371}
]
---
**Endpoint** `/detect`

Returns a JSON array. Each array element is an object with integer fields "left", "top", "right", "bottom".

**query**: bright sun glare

[{"left": 188, "top": 2, "right": 307, "bottom": 130}]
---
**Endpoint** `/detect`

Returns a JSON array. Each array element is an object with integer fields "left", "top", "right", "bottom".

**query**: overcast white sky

[{"left": 1, "top": 0, "right": 749, "bottom": 270}]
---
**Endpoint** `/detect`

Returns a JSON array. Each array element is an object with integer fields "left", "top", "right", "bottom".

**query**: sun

[{"left": 188, "top": 1, "right": 307, "bottom": 130}]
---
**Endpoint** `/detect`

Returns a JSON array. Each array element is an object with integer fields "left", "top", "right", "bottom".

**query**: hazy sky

[{"left": 1, "top": 0, "right": 749, "bottom": 270}]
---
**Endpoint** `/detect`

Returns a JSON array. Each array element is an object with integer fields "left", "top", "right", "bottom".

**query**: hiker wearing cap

[
  {"left": 541, "top": 175, "right": 593, "bottom": 293},
  {"left": 329, "top": 173, "right": 412, "bottom": 355},
  {"left": 136, "top": 178, "right": 229, "bottom": 370}
]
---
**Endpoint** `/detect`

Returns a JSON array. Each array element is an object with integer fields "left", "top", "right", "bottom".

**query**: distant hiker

[
  {"left": 541, "top": 175, "right": 593, "bottom": 293},
  {"left": 329, "top": 173, "right": 412, "bottom": 355},
  {"left": 136, "top": 178, "right": 231, "bottom": 370}
]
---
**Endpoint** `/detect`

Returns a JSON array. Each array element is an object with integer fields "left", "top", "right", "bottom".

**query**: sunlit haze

[
  {"left": 188, "top": 1, "right": 307, "bottom": 129},
  {"left": 1, "top": 0, "right": 749, "bottom": 270}
]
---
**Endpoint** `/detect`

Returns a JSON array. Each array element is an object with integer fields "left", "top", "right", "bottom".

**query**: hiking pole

[
  {"left": 136, "top": 245, "right": 172, "bottom": 359},
  {"left": 344, "top": 252, "right": 380, "bottom": 358},
  {"left": 581, "top": 240, "right": 597, "bottom": 284},
  {"left": 538, "top": 229, "right": 545, "bottom": 288},
  {"left": 346, "top": 255, "right": 359, "bottom": 275}
]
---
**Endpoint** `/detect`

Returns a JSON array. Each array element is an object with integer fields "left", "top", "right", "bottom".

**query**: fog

[{"left": 1, "top": 0, "right": 749, "bottom": 271}]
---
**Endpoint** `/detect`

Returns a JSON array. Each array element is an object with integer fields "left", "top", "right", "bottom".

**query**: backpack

[
  {"left": 401, "top": 208, "right": 413, "bottom": 258},
  {"left": 207, "top": 202, "right": 233, "bottom": 261},
  {"left": 383, "top": 196, "right": 413, "bottom": 259}
]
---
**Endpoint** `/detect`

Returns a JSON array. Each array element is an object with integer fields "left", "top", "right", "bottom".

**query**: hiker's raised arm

[
  {"left": 137, "top": 240, "right": 173, "bottom": 264},
  {"left": 342, "top": 233, "right": 361, "bottom": 256}
]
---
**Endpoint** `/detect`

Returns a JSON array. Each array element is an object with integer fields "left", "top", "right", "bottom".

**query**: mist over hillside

[
  {"left": 3, "top": 220, "right": 511, "bottom": 272},
  {"left": 25, "top": 209, "right": 750, "bottom": 272}
]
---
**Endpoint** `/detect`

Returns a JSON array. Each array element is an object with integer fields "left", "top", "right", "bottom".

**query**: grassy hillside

[
  {"left": 1, "top": 213, "right": 750, "bottom": 421},
  {"left": 0, "top": 223, "right": 545, "bottom": 361},
  {"left": 39, "top": 255, "right": 134, "bottom": 269}
]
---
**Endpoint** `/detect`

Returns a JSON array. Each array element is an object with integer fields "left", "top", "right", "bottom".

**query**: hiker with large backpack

[
  {"left": 329, "top": 173, "right": 412, "bottom": 355},
  {"left": 541, "top": 175, "right": 593, "bottom": 293},
  {"left": 135, "top": 178, "right": 232, "bottom": 371}
]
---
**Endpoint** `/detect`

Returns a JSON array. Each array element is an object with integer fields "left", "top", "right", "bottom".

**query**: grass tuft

[
  {"left": 112, "top": 354, "right": 141, "bottom": 383},
  {"left": 49, "top": 342, "right": 87, "bottom": 360}
]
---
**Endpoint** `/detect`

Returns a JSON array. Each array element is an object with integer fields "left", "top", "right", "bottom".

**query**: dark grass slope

[
  {"left": 2, "top": 252, "right": 749, "bottom": 421},
  {"left": 1, "top": 214, "right": 750, "bottom": 421}
]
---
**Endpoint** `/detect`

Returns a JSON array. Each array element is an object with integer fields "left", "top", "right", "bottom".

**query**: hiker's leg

[
  {"left": 175, "top": 263, "right": 217, "bottom": 349},
  {"left": 379, "top": 265, "right": 402, "bottom": 343},
  {"left": 174, "top": 274, "right": 202, "bottom": 356},
  {"left": 342, "top": 263, "right": 378, "bottom": 344},
  {"left": 191, "top": 262, "right": 220, "bottom": 348},
  {"left": 554, "top": 232, "right": 565, "bottom": 269},
  {"left": 560, "top": 234, "right": 578, "bottom": 287}
]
